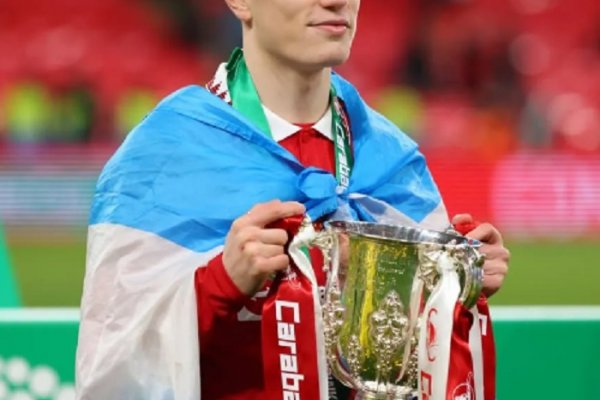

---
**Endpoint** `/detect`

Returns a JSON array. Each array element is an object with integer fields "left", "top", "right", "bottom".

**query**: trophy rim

[{"left": 325, "top": 220, "right": 477, "bottom": 247}]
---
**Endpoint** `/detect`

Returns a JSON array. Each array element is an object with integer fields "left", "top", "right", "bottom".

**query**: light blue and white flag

[{"left": 76, "top": 74, "right": 448, "bottom": 399}]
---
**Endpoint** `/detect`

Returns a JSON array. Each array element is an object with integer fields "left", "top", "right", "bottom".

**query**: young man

[{"left": 76, "top": 0, "right": 509, "bottom": 399}]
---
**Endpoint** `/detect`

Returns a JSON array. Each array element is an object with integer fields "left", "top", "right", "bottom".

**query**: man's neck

[{"left": 243, "top": 45, "right": 331, "bottom": 124}]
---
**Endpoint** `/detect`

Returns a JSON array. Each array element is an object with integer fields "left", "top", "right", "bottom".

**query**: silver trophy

[{"left": 311, "top": 221, "right": 484, "bottom": 400}]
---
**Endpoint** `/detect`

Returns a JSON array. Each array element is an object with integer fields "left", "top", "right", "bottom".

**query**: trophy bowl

[{"left": 319, "top": 221, "right": 484, "bottom": 400}]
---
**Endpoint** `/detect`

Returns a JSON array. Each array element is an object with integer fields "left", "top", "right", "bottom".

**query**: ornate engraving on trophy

[
  {"left": 346, "top": 334, "right": 362, "bottom": 381},
  {"left": 323, "top": 285, "right": 345, "bottom": 364},
  {"left": 369, "top": 291, "right": 408, "bottom": 386},
  {"left": 404, "top": 336, "right": 419, "bottom": 389},
  {"left": 417, "top": 245, "right": 441, "bottom": 293},
  {"left": 310, "top": 227, "right": 336, "bottom": 273}
]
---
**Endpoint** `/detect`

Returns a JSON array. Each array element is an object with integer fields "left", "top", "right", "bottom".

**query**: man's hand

[
  {"left": 452, "top": 214, "right": 510, "bottom": 297},
  {"left": 223, "top": 200, "right": 306, "bottom": 296}
]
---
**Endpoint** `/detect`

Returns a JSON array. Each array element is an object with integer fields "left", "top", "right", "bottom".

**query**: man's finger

[
  {"left": 451, "top": 213, "right": 473, "bottom": 225},
  {"left": 256, "top": 254, "right": 290, "bottom": 274},
  {"left": 245, "top": 201, "right": 305, "bottom": 227},
  {"left": 482, "top": 275, "right": 504, "bottom": 297},
  {"left": 233, "top": 200, "right": 282, "bottom": 230},
  {"left": 257, "top": 228, "right": 289, "bottom": 246},
  {"left": 466, "top": 222, "right": 503, "bottom": 245},
  {"left": 244, "top": 242, "right": 283, "bottom": 259},
  {"left": 479, "top": 244, "right": 511, "bottom": 261},
  {"left": 482, "top": 260, "right": 509, "bottom": 276}
]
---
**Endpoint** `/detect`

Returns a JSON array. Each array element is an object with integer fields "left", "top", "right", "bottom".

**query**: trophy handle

[
  {"left": 449, "top": 220, "right": 486, "bottom": 308},
  {"left": 458, "top": 244, "right": 485, "bottom": 309}
]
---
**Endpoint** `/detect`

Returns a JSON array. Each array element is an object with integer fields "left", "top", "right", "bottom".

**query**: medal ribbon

[{"left": 225, "top": 47, "right": 354, "bottom": 191}]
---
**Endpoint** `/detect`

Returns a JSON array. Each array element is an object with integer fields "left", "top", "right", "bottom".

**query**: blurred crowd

[{"left": 0, "top": 0, "right": 599, "bottom": 156}]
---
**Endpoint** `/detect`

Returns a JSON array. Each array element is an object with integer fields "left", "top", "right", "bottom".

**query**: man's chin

[
  {"left": 313, "top": 46, "right": 353, "bottom": 68},
  {"left": 286, "top": 44, "right": 352, "bottom": 73},
  {"left": 325, "top": 53, "right": 351, "bottom": 67}
]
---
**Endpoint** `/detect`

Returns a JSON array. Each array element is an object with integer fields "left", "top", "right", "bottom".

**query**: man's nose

[{"left": 319, "top": 0, "right": 349, "bottom": 10}]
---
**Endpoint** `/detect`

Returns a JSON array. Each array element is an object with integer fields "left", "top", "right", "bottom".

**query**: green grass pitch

[{"left": 7, "top": 239, "right": 600, "bottom": 307}]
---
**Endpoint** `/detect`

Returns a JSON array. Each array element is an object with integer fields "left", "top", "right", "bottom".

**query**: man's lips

[{"left": 309, "top": 20, "right": 350, "bottom": 35}]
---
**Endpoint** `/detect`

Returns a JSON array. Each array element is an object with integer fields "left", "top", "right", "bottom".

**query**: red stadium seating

[{"left": 0, "top": 0, "right": 598, "bottom": 150}]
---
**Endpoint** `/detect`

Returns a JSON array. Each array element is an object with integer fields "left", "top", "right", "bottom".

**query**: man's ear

[{"left": 224, "top": 0, "right": 252, "bottom": 23}]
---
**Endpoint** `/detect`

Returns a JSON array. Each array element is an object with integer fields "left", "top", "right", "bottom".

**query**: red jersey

[{"left": 195, "top": 126, "right": 335, "bottom": 399}]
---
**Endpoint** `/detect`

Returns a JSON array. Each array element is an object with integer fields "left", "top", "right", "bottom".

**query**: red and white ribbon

[
  {"left": 418, "top": 253, "right": 496, "bottom": 400},
  {"left": 418, "top": 253, "right": 463, "bottom": 400},
  {"left": 261, "top": 217, "right": 329, "bottom": 400}
]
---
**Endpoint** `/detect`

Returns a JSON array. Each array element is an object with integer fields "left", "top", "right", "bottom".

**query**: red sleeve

[{"left": 194, "top": 253, "right": 251, "bottom": 342}]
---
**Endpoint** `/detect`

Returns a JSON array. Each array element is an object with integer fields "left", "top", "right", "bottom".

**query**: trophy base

[
  {"left": 355, "top": 388, "right": 416, "bottom": 400},
  {"left": 355, "top": 392, "right": 415, "bottom": 400}
]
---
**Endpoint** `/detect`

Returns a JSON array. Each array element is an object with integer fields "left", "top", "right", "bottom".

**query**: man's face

[{"left": 245, "top": 0, "right": 360, "bottom": 71}]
